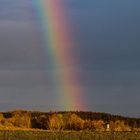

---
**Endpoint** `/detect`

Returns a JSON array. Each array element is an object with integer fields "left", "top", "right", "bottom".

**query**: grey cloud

[
  {"left": 0, "top": 0, "right": 140, "bottom": 117},
  {"left": 0, "top": 0, "right": 31, "bottom": 21}
]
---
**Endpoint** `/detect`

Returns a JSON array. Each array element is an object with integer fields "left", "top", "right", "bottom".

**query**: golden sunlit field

[{"left": 0, "top": 130, "right": 140, "bottom": 140}]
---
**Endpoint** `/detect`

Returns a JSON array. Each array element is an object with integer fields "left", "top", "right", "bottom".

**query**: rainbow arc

[{"left": 32, "top": 0, "right": 85, "bottom": 110}]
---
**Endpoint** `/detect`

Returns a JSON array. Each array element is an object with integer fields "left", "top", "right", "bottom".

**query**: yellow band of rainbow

[{"left": 33, "top": 0, "right": 85, "bottom": 111}]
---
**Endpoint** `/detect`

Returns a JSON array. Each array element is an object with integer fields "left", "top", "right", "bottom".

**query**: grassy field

[{"left": 0, "top": 130, "right": 139, "bottom": 140}]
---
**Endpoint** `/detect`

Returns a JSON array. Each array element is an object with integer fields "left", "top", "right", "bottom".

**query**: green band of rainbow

[{"left": 32, "top": 0, "right": 85, "bottom": 111}]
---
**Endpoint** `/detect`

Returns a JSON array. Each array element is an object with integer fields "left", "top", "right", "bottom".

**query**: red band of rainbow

[{"left": 32, "top": 0, "right": 85, "bottom": 111}]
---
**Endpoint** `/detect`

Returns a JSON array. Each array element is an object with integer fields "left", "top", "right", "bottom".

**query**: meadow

[{"left": 0, "top": 130, "right": 140, "bottom": 140}]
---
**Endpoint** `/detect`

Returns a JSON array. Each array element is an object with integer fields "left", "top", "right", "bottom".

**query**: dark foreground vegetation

[
  {"left": 0, "top": 110, "right": 139, "bottom": 131},
  {"left": 0, "top": 130, "right": 140, "bottom": 140}
]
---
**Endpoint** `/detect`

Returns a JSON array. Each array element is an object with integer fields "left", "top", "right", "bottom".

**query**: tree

[
  {"left": 31, "top": 115, "right": 49, "bottom": 129},
  {"left": 11, "top": 111, "right": 31, "bottom": 128},
  {"left": 66, "top": 113, "right": 84, "bottom": 130},
  {"left": 91, "top": 120, "right": 105, "bottom": 131},
  {"left": 48, "top": 113, "right": 64, "bottom": 130},
  {"left": 110, "top": 120, "right": 131, "bottom": 131}
]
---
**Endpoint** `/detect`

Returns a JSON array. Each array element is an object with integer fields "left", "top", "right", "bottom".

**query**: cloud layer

[{"left": 0, "top": 0, "right": 140, "bottom": 117}]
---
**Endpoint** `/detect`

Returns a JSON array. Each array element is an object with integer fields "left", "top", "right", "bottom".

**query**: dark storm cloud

[
  {"left": 0, "top": 0, "right": 55, "bottom": 111},
  {"left": 0, "top": 0, "right": 48, "bottom": 70},
  {"left": 0, "top": 0, "right": 30, "bottom": 21},
  {"left": 0, "top": 70, "right": 59, "bottom": 111},
  {"left": 0, "top": 0, "right": 33, "bottom": 69},
  {"left": 0, "top": 0, "right": 140, "bottom": 117},
  {"left": 66, "top": 0, "right": 140, "bottom": 116}
]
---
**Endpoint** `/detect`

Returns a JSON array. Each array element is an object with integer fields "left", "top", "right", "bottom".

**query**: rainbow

[{"left": 32, "top": 0, "right": 85, "bottom": 110}]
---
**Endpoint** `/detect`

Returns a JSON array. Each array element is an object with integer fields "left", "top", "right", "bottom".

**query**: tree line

[{"left": 0, "top": 110, "right": 139, "bottom": 131}]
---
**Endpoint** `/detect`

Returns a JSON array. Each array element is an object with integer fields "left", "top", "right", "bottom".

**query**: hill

[{"left": 0, "top": 110, "right": 139, "bottom": 131}]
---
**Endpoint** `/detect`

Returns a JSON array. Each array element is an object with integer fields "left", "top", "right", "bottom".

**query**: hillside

[{"left": 0, "top": 110, "right": 139, "bottom": 131}]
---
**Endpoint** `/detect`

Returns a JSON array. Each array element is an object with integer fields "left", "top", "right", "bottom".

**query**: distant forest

[{"left": 0, "top": 110, "right": 139, "bottom": 131}]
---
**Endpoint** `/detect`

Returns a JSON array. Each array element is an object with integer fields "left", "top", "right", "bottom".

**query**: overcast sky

[{"left": 0, "top": 0, "right": 140, "bottom": 117}]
